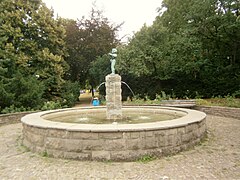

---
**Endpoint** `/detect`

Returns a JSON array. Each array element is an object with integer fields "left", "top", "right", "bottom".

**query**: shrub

[
  {"left": 0, "top": 81, "right": 15, "bottom": 111},
  {"left": 10, "top": 75, "right": 45, "bottom": 109},
  {"left": 1, "top": 105, "right": 32, "bottom": 114},
  {"left": 0, "top": 74, "right": 45, "bottom": 113},
  {"left": 41, "top": 101, "right": 62, "bottom": 110},
  {"left": 60, "top": 81, "right": 80, "bottom": 107}
]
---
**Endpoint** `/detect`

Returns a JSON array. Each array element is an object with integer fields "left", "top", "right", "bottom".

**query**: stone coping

[
  {"left": 21, "top": 106, "right": 206, "bottom": 132},
  {"left": 160, "top": 99, "right": 196, "bottom": 108}
]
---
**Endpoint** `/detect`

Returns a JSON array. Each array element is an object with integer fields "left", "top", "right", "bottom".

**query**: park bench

[{"left": 160, "top": 99, "right": 196, "bottom": 108}]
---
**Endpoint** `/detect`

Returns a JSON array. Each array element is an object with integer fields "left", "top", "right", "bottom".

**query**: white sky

[{"left": 42, "top": 0, "right": 162, "bottom": 42}]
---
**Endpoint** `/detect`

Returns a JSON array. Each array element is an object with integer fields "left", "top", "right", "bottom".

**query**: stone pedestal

[{"left": 105, "top": 74, "right": 122, "bottom": 120}]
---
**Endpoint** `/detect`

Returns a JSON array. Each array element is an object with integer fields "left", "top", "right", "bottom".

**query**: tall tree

[
  {"left": 0, "top": 0, "right": 68, "bottom": 111},
  {"left": 63, "top": 7, "right": 121, "bottom": 95},
  {"left": 117, "top": 0, "right": 240, "bottom": 98}
]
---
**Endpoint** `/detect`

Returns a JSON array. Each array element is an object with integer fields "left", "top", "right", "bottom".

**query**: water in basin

[{"left": 45, "top": 110, "right": 183, "bottom": 124}]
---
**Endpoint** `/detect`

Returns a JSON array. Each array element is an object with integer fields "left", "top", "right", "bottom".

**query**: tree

[
  {"left": 63, "top": 7, "right": 121, "bottom": 95},
  {"left": 117, "top": 0, "right": 240, "bottom": 98},
  {"left": 0, "top": 0, "right": 68, "bottom": 111}
]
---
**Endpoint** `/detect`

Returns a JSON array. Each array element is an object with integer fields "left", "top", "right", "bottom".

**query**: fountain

[{"left": 21, "top": 48, "right": 207, "bottom": 161}]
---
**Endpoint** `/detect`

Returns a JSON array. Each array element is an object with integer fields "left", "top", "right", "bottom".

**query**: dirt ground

[{"left": 76, "top": 92, "right": 99, "bottom": 107}]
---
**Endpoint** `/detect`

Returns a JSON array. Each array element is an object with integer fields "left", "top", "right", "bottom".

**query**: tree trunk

[{"left": 91, "top": 84, "right": 94, "bottom": 97}]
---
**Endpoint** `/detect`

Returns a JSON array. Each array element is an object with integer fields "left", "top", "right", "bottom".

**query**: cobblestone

[{"left": 0, "top": 115, "right": 239, "bottom": 179}]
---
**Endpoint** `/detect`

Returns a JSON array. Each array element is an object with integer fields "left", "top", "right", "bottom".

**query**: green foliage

[
  {"left": 89, "top": 54, "right": 111, "bottom": 86},
  {"left": 117, "top": 0, "right": 240, "bottom": 98},
  {"left": 0, "top": 0, "right": 73, "bottom": 113},
  {"left": 155, "top": 91, "right": 172, "bottom": 101},
  {"left": 196, "top": 97, "right": 240, "bottom": 108},
  {"left": 124, "top": 91, "right": 173, "bottom": 105},
  {"left": 41, "top": 150, "right": 49, "bottom": 157},
  {"left": 1, "top": 105, "right": 32, "bottom": 114},
  {"left": 41, "top": 101, "right": 62, "bottom": 111},
  {"left": 60, "top": 81, "right": 81, "bottom": 107},
  {"left": 137, "top": 155, "right": 156, "bottom": 163},
  {"left": 10, "top": 74, "right": 45, "bottom": 108},
  {"left": 62, "top": 7, "right": 121, "bottom": 89},
  {"left": 232, "top": 90, "right": 240, "bottom": 98},
  {"left": 0, "top": 74, "right": 45, "bottom": 113},
  {"left": 0, "top": 0, "right": 67, "bottom": 104},
  {"left": 0, "top": 81, "right": 15, "bottom": 109}
]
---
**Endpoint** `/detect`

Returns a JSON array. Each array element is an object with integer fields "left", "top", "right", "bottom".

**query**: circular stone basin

[
  {"left": 42, "top": 108, "right": 184, "bottom": 124},
  {"left": 21, "top": 106, "right": 207, "bottom": 161}
]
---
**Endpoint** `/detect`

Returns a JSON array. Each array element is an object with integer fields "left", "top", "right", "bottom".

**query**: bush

[
  {"left": 0, "top": 74, "right": 45, "bottom": 113},
  {"left": 60, "top": 81, "right": 80, "bottom": 107},
  {"left": 1, "top": 105, "right": 32, "bottom": 114},
  {"left": 41, "top": 101, "right": 62, "bottom": 110},
  {"left": 232, "top": 90, "right": 240, "bottom": 98},
  {"left": 11, "top": 75, "right": 45, "bottom": 109},
  {"left": 0, "top": 81, "right": 15, "bottom": 111}
]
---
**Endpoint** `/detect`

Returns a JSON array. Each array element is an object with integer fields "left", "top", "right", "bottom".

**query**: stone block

[
  {"left": 182, "top": 132, "right": 193, "bottom": 143},
  {"left": 128, "top": 150, "right": 150, "bottom": 160},
  {"left": 69, "top": 132, "right": 99, "bottom": 140},
  {"left": 82, "top": 139, "right": 105, "bottom": 151},
  {"left": 64, "top": 151, "right": 90, "bottom": 160},
  {"left": 177, "top": 127, "right": 186, "bottom": 135},
  {"left": 130, "top": 132, "right": 140, "bottom": 139},
  {"left": 166, "top": 135, "right": 175, "bottom": 146},
  {"left": 110, "top": 150, "right": 130, "bottom": 161},
  {"left": 27, "top": 132, "right": 45, "bottom": 146},
  {"left": 145, "top": 131, "right": 154, "bottom": 137},
  {"left": 122, "top": 132, "right": 131, "bottom": 139},
  {"left": 29, "top": 127, "right": 46, "bottom": 135},
  {"left": 192, "top": 129, "right": 200, "bottom": 138},
  {"left": 157, "top": 136, "right": 166, "bottom": 147},
  {"left": 144, "top": 137, "right": 158, "bottom": 149},
  {"left": 105, "top": 74, "right": 121, "bottom": 82},
  {"left": 48, "top": 129, "right": 68, "bottom": 138},
  {"left": 45, "top": 137, "right": 65, "bottom": 150},
  {"left": 105, "top": 139, "right": 126, "bottom": 150},
  {"left": 165, "top": 128, "right": 177, "bottom": 136},
  {"left": 64, "top": 139, "right": 83, "bottom": 152},
  {"left": 106, "top": 96, "right": 114, "bottom": 102},
  {"left": 154, "top": 130, "right": 166, "bottom": 136},
  {"left": 92, "top": 151, "right": 110, "bottom": 161},
  {"left": 98, "top": 132, "right": 123, "bottom": 139},
  {"left": 126, "top": 139, "right": 142, "bottom": 150},
  {"left": 186, "top": 123, "right": 198, "bottom": 133},
  {"left": 168, "top": 134, "right": 181, "bottom": 146},
  {"left": 47, "top": 149, "right": 64, "bottom": 158}
]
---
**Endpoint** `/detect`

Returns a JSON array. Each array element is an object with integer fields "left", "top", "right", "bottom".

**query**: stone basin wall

[
  {"left": 22, "top": 120, "right": 206, "bottom": 161},
  {"left": 21, "top": 107, "right": 207, "bottom": 161},
  {"left": 194, "top": 106, "right": 240, "bottom": 120},
  {"left": 0, "top": 112, "right": 33, "bottom": 126}
]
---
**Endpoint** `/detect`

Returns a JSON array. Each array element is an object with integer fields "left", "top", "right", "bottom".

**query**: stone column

[{"left": 105, "top": 74, "right": 122, "bottom": 120}]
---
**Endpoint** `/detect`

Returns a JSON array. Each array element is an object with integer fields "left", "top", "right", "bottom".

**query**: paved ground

[
  {"left": 76, "top": 92, "right": 99, "bottom": 107},
  {"left": 0, "top": 115, "right": 239, "bottom": 179}
]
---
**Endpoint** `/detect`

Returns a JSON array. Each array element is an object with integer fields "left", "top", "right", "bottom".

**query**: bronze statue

[{"left": 109, "top": 48, "right": 117, "bottom": 74}]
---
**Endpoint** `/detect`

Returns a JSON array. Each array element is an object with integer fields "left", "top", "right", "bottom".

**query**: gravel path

[{"left": 0, "top": 115, "right": 239, "bottom": 179}]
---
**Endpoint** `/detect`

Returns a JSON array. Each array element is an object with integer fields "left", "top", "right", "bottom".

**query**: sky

[{"left": 42, "top": 0, "right": 162, "bottom": 42}]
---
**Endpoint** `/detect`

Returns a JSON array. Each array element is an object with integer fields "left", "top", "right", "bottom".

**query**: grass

[
  {"left": 123, "top": 94, "right": 240, "bottom": 108},
  {"left": 41, "top": 151, "right": 49, "bottom": 157},
  {"left": 137, "top": 155, "right": 156, "bottom": 163},
  {"left": 196, "top": 97, "right": 240, "bottom": 108}
]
